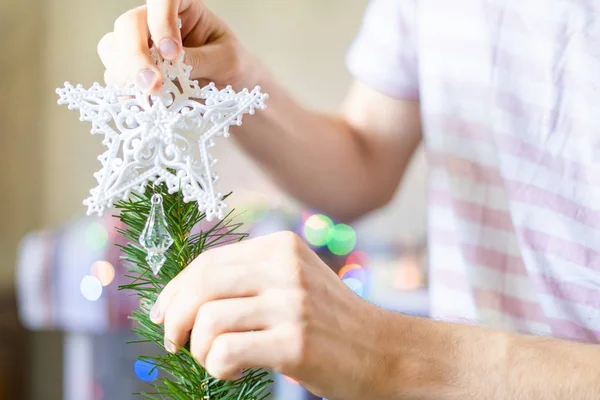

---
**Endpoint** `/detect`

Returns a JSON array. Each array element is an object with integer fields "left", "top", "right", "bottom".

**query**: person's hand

[
  {"left": 97, "top": 0, "right": 259, "bottom": 91},
  {"left": 149, "top": 231, "right": 399, "bottom": 400}
]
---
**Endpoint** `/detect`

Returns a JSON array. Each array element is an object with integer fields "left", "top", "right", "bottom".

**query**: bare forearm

[
  {"left": 233, "top": 66, "right": 420, "bottom": 221},
  {"left": 384, "top": 314, "right": 600, "bottom": 399}
]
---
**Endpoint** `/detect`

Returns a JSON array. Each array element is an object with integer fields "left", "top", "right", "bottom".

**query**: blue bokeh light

[
  {"left": 134, "top": 359, "right": 159, "bottom": 382},
  {"left": 341, "top": 267, "right": 366, "bottom": 282},
  {"left": 342, "top": 277, "right": 364, "bottom": 297}
]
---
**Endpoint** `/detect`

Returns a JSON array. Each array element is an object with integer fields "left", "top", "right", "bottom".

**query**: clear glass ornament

[{"left": 139, "top": 194, "right": 174, "bottom": 275}]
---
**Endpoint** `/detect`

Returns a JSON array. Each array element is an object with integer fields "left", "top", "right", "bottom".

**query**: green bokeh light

[
  {"left": 303, "top": 214, "right": 334, "bottom": 247},
  {"left": 327, "top": 224, "right": 356, "bottom": 256},
  {"left": 85, "top": 222, "right": 109, "bottom": 251}
]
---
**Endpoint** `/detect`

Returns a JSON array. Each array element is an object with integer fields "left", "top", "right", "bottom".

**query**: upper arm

[
  {"left": 338, "top": 0, "right": 422, "bottom": 202},
  {"left": 340, "top": 80, "right": 422, "bottom": 204},
  {"left": 342, "top": 80, "right": 422, "bottom": 144}
]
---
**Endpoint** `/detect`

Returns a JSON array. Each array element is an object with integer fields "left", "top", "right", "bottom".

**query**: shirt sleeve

[{"left": 346, "top": 0, "right": 419, "bottom": 100}]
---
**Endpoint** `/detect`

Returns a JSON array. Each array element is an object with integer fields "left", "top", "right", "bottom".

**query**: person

[{"left": 97, "top": 0, "right": 600, "bottom": 398}]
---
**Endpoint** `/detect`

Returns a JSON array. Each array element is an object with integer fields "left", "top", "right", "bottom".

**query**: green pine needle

[{"left": 115, "top": 184, "right": 272, "bottom": 399}]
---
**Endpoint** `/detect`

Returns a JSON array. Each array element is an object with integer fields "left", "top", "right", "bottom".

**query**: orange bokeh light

[
  {"left": 393, "top": 256, "right": 422, "bottom": 290},
  {"left": 338, "top": 263, "right": 362, "bottom": 279},
  {"left": 91, "top": 260, "right": 116, "bottom": 286}
]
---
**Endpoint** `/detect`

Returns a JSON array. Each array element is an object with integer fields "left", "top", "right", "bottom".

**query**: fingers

[
  {"left": 148, "top": 232, "right": 314, "bottom": 381},
  {"left": 151, "top": 260, "right": 268, "bottom": 326},
  {"left": 99, "top": 0, "right": 241, "bottom": 88},
  {"left": 205, "top": 330, "right": 284, "bottom": 380},
  {"left": 97, "top": 33, "right": 123, "bottom": 85},
  {"left": 188, "top": 297, "right": 271, "bottom": 362},
  {"left": 113, "top": 7, "right": 161, "bottom": 91},
  {"left": 146, "top": 0, "right": 182, "bottom": 60},
  {"left": 151, "top": 232, "right": 305, "bottom": 325}
]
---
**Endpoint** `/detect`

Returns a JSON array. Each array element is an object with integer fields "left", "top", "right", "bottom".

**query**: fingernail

[
  {"left": 165, "top": 339, "right": 177, "bottom": 354},
  {"left": 159, "top": 38, "right": 179, "bottom": 60},
  {"left": 137, "top": 69, "right": 156, "bottom": 90},
  {"left": 150, "top": 303, "right": 161, "bottom": 323}
]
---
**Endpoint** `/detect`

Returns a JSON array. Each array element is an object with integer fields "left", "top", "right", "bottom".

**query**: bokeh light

[
  {"left": 85, "top": 222, "right": 109, "bottom": 251},
  {"left": 134, "top": 359, "right": 159, "bottom": 382},
  {"left": 91, "top": 260, "right": 115, "bottom": 286},
  {"left": 327, "top": 224, "right": 356, "bottom": 256},
  {"left": 80, "top": 275, "right": 103, "bottom": 301},
  {"left": 346, "top": 251, "right": 369, "bottom": 266},
  {"left": 303, "top": 214, "right": 334, "bottom": 247},
  {"left": 301, "top": 211, "right": 313, "bottom": 223},
  {"left": 338, "top": 263, "right": 362, "bottom": 279},
  {"left": 342, "top": 277, "right": 364, "bottom": 297},
  {"left": 394, "top": 256, "right": 423, "bottom": 290},
  {"left": 341, "top": 267, "right": 366, "bottom": 282}
]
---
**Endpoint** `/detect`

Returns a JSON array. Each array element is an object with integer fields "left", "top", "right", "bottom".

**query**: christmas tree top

[{"left": 56, "top": 44, "right": 271, "bottom": 400}]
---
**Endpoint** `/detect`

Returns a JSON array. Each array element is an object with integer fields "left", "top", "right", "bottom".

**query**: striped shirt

[{"left": 346, "top": 0, "right": 600, "bottom": 342}]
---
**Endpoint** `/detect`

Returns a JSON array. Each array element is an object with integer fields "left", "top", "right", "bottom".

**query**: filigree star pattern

[{"left": 56, "top": 49, "right": 268, "bottom": 220}]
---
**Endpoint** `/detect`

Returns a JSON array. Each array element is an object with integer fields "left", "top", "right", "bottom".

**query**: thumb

[{"left": 146, "top": 0, "right": 183, "bottom": 60}]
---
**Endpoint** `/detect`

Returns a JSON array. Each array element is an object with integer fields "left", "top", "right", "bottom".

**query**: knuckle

[
  {"left": 190, "top": 335, "right": 207, "bottom": 365},
  {"left": 290, "top": 290, "right": 311, "bottom": 322},
  {"left": 279, "top": 254, "right": 305, "bottom": 288},
  {"left": 114, "top": 11, "right": 133, "bottom": 32},
  {"left": 192, "top": 261, "right": 210, "bottom": 289},
  {"left": 197, "top": 303, "right": 219, "bottom": 334},
  {"left": 147, "top": 8, "right": 175, "bottom": 31},
  {"left": 193, "top": 249, "right": 213, "bottom": 270},
  {"left": 206, "top": 365, "right": 228, "bottom": 381},
  {"left": 97, "top": 33, "right": 114, "bottom": 57},
  {"left": 207, "top": 337, "right": 234, "bottom": 376},
  {"left": 276, "top": 230, "right": 301, "bottom": 249},
  {"left": 114, "top": 7, "right": 144, "bottom": 32},
  {"left": 280, "top": 325, "right": 309, "bottom": 372},
  {"left": 273, "top": 231, "right": 303, "bottom": 263},
  {"left": 290, "top": 260, "right": 306, "bottom": 286},
  {"left": 163, "top": 310, "right": 180, "bottom": 333},
  {"left": 190, "top": 338, "right": 201, "bottom": 361}
]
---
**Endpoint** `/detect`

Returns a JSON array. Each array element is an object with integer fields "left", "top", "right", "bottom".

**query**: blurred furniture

[
  {"left": 0, "top": 288, "right": 29, "bottom": 400},
  {"left": 16, "top": 215, "right": 151, "bottom": 400}
]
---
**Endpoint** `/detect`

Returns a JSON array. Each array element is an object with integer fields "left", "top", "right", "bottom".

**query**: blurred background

[{"left": 0, "top": 0, "right": 428, "bottom": 399}]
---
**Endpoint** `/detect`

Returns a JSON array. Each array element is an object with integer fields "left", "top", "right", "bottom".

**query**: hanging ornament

[
  {"left": 56, "top": 48, "right": 268, "bottom": 221},
  {"left": 139, "top": 193, "right": 174, "bottom": 275}
]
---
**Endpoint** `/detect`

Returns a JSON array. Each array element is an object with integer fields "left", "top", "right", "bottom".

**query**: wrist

[
  {"left": 377, "top": 313, "right": 457, "bottom": 400},
  {"left": 380, "top": 314, "right": 512, "bottom": 400}
]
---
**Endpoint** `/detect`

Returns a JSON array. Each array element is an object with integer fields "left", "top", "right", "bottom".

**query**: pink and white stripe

[{"left": 347, "top": 0, "right": 600, "bottom": 342}]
